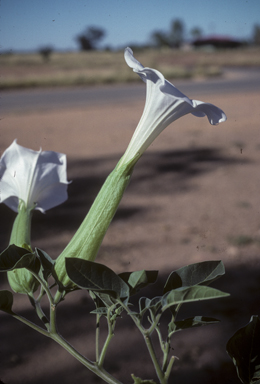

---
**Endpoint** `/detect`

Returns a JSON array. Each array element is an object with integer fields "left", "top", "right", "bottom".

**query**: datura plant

[{"left": 0, "top": 48, "right": 231, "bottom": 384}]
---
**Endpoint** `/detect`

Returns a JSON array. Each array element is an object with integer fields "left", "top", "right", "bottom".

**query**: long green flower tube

[{"left": 54, "top": 157, "right": 138, "bottom": 288}]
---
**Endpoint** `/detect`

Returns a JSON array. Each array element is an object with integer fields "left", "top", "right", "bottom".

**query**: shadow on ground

[
  {"left": 0, "top": 261, "right": 260, "bottom": 383},
  {"left": 0, "top": 145, "right": 247, "bottom": 253},
  {"left": 0, "top": 145, "right": 256, "bottom": 383}
]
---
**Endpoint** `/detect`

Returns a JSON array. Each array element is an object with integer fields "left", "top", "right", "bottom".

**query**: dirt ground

[{"left": 0, "top": 83, "right": 260, "bottom": 383}]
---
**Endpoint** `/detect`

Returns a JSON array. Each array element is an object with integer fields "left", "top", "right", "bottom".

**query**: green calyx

[
  {"left": 9, "top": 200, "right": 33, "bottom": 251},
  {"left": 7, "top": 268, "right": 39, "bottom": 295},
  {"left": 7, "top": 201, "right": 39, "bottom": 295},
  {"left": 54, "top": 156, "right": 139, "bottom": 289}
]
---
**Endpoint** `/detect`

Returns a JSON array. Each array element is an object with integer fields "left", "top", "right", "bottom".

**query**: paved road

[{"left": 1, "top": 68, "right": 260, "bottom": 114}]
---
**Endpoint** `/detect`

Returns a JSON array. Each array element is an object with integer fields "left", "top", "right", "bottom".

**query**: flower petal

[
  {"left": 124, "top": 47, "right": 144, "bottom": 74},
  {"left": 28, "top": 150, "right": 69, "bottom": 212},
  {"left": 119, "top": 48, "right": 227, "bottom": 165},
  {"left": 190, "top": 100, "right": 227, "bottom": 124},
  {"left": 0, "top": 140, "right": 39, "bottom": 210},
  {"left": 0, "top": 140, "right": 69, "bottom": 212}
]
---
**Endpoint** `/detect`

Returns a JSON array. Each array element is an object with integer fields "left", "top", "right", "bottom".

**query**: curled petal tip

[
  {"left": 191, "top": 100, "right": 227, "bottom": 125},
  {"left": 124, "top": 47, "right": 144, "bottom": 72}
]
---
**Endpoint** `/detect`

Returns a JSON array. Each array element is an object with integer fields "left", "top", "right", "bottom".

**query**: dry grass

[{"left": 0, "top": 46, "right": 260, "bottom": 89}]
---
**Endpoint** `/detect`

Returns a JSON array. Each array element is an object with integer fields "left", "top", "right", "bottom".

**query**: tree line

[
  {"left": 75, "top": 19, "right": 260, "bottom": 51},
  {"left": 38, "top": 19, "right": 260, "bottom": 61}
]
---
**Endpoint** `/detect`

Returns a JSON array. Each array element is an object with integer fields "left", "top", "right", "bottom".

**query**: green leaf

[
  {"left": 65, "top": 258, "right": 129, "bottom": 300},
  {"left": 139, "top": 286, "right": 228, "bottom": 316},
  {"left": 139, "top": 296, "right": 162, "bottom": 316},
  {"left": 90, "top": 307, "right": 108, "bottom": 315},
  {"left": 119, "top": 270, "right": 158, "bottom": 295},
  {"left": 139, "top": 284, "right": 228, "bottom": 318},
  {"left": 88, "top": 289, "right": 110, "bottom": 309},
  {"left": 164, "top": 260, "right": 225, "bottom": 293},
  {"left": 0, "top": 244, "right": 31, "bottom": 271},
  {"left": 161, "top": 285, "right": 229, "bottom": 312},
  {"left": 0, "top": 244, "right": 40, "bottom": 274},
  {"left": 172, "top": 316, "right": 220, "bottom": 332},
  {"left": 96, "top": 292, "right": 118, "bottom": 307},
  {"left": 89, "top": 290, "right": 122, "bottom": 314},
  {"left": 0, "top": 290, "right": 14, "bottom": 314},
  {"left": 227, "top": 316, "right": 260, "bottom": 384},
  {"left": 14, "top": 253, "right": 41, "bottom": 274},
  {"left": 35, "top": 248, "right": 54, "bottom": 280},
  {"left": 89, "top": 289, "right": 125, "bottom": 321}
]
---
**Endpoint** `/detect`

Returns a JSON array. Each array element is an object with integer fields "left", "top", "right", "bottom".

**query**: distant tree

[
  {"left": 76, "top": 26, "right": 106, "bottom": 51},
  {"left": 169, "top": 19, "right": 185, "bottom": 48},
  {"left": 150, "top": 18, "right": 185, "bottom": 49},
  {"left": 151, "top": 30, "right": 170, "bottom": 48},
  {"left": 39, "top": 46, "right": 53, "bottom": 62},
  {"left": 253, "top": 24, "right": 260, "bottom": 45},
  {"left": 190, "top": 27, "right": 203, "bottom": 40}
]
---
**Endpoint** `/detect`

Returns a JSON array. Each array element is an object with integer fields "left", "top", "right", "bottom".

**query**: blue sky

[{"left": 1, "top": 0, "right": 260, "bottom": 52}]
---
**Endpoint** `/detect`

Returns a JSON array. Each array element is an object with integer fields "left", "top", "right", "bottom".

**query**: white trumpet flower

[
  {"left": 55, "top": 48, "right": 227, "bottom": 288},
  {"left": 119, "top": 47, "right": 227, "bottom": 166},
  {"left": 0, "top": 140, "right": 69, "bottom": 213}
]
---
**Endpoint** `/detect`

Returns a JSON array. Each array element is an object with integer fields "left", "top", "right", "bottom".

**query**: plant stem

[
  {"left": 96, "top": 313, "right": 101, "bottom": 362},
  {"left": 34, "top": 300, "right": 50, "bottom": 331},
  {"left": 154, "top": 323, "right": 169, "bottom": 372},
  {"left": 98, "top": 328, "right": 114, "bottom": 368},
  {"left": 165, "top": 356, "right": 175, "bottom": 381},
  {"left": 50, "top": 332, "right": 123, "bottom": 384},
  {"left": 144, "top": 334, "right": 168, "bottom": 384},
  {"left": 119, "top": 300, "right": 168, "bottom": 383},
  {"left": 98, "top": 309, "right": 115, "bottom": 367},
  {"left": 49, "top": 291, "right": 121, "bottom": 383},
  {"left": 119, "top": 300, "right": 144, "bottom": 333},
  {"left": 53, "top": 289, "right": 63, "bottom": 305},
  {"left": 162, "top": 338, "right": 170, "bottom": 373},
  {"left": 30, "top": 270, "right": 54, "bottom": 306},
  {"left": 11, "top": 307, "right": 122, "bottom": 384},
  {"left": 11, "top": 313, "right": 50, "bottom": 337},
  {"left": 147, "top": 312, "right": 162, "bottom": 336}
]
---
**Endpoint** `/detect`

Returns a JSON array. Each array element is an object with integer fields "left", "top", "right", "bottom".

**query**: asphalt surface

[{"left": 1, "top": 68, "right": 260, "bottom": 114}]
